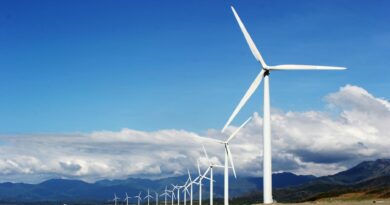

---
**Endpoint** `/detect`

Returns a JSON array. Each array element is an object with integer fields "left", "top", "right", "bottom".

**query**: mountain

[
  {"left": 2, "top": 158, "right": 389, "bottom": 204},
  {"left": 317, "top": 158, "right": 390, "bottom": 184},
  {"left": 238, "top": 159, "right": 390, "bottom": 203},
  {"left": 0, "top": 172, "right": 314, "bottom": 203}
]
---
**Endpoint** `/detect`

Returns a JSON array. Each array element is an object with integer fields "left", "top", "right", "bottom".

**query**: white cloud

[{"left": 0, "top": 84, "right": 389, "bottom": 183}]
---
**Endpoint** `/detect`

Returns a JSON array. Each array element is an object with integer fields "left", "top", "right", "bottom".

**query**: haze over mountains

[{"left": 0, "top": 159, "right": 389, "bottom": 203}]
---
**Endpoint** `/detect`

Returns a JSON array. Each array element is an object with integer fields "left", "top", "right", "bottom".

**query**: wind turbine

[
  {"left": 135, "top": 192, "right": 142, "bottom": 205},
  {"left": 224, "top": 6, "right": 346, "bottom": 204},
  {"left": 172, "top": 184, "right": 182, "bottom": 205},
  {"left": 195, "top": 160, "right": 211, "bottom": 205},
  {"left": 160, "top": 186, "right": 171, "bottom": 205},
  {"left": 210, "top": 117, "right": 252, "bottom": 205},
  {"left": 182, "top": 180, "right": 190, "bottom": 205},
  {"left": 144, "top": 189, "right": 154, "bottom": 205},
  {"left": 184, "top": 169, "right": 199, "bottom": 205},
  {"left": 155, "top": 192, "right": 159, "bottom": 205},
  {"left": 202, "top": 145, "right": 224, "bottom": 205},
  {"left": 112, "top": 193, "right": 120, "bottom": 205},
  {"left": 168, "top": 187, "right": 176, "bottom": 205},
  {"left": 124, "top": 192, "right": 131, "bottom": 205}
]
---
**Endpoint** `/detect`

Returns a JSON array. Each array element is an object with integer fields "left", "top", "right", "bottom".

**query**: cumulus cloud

[{"left": 0, "top": 84, "right": 389, "bottom": 183}]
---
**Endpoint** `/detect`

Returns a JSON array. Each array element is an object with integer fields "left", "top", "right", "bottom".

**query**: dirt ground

[{"left": 254, "top": 200, "right": 390, "bottom": 205}]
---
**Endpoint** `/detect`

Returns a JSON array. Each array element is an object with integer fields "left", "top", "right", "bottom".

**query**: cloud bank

[{"left": 0, "top": 84, "right": 389, "bottom": 183}]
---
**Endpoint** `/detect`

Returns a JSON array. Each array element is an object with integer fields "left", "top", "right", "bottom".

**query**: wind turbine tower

[
  {"left": 155, "top": 192, "right": 159, "bottom": 205},
  {"left": 224, "top": 6, "right": 346, "bottom": 204}
]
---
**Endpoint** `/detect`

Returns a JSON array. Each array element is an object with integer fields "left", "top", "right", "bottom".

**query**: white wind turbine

[
  {"left": 195, "top": 160, "right": 211, "bottom": 205},
  {"left": 184, "top": 169, "right": 199, "bottom": 205},
  {"left": 124, "top": 192, "right": 131, "bottom": 205},
  {"left": 182, "top": 180, "right": 190, "bottom": 205},
  {"left": 135, "top": 192, "right": 142, "bottom": 205},
  {"left": 211, "top": 117, "right": 252, "bottom": 205},
  {"left": 168, "top": 187, "right": 176, "bottom": 205},
  {"left": 224, "top": 6, "right": 346, "bottom": 204},
  {"left": 155, "top": 192, "right": 159, "bottom": 205},
  {"left": 202, "top": 145, "right": 224, "bottom": 205},
  {"left": 112, "top": 193, "right": 120, "bottom": 205},
  {"left": 172, "top": 184, "right": 183, "bottom": 205},
  {"left": 144, "top": 189, "right": 154, "bottom": 205},
  {"left": 160, "top": 186, "right": 171, "bottom": 205}
]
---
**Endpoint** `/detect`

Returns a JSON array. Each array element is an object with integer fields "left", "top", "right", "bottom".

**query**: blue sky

[{"left": 0, "top": 0, "right": 389, "bottom": 134}]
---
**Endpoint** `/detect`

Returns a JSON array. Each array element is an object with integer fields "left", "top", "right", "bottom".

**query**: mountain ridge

[
  {"left": 1, "top": 158, "right": 390, "bottom": 203},
  {"left": 0, "top": 172, "right": 314, "bottom": 202},
  {"left": 237, "top": 158, "right": 390, "bottom": 203}
]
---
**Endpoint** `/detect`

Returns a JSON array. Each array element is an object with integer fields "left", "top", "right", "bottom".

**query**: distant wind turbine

[
  {"left": 172, "top": 184, "right": 182, "bottom": 205},
  {"left": 195, "top": 160, "right": 211, "bottom": 205},
  {"left": 202, "top": 145, "right": 224, "bottom": 205},
  {"left": 184, "top": 169, "right": 199, "bottom": 205},
  {"left": 160, "top": 186, "right": 171, "bottom": 205},
  {"left": 144, "top": 189, "right": 154, "bottom": 205},
  {"left": 134, "top": 192, "right": 142, "bottom": 205},
  {"left": 208, "top": 117, "right": 252, "bottom": 205},
  {"left": 168, "top": 186, "right": 176, "bottom": 205},
  {"left": 112, "top": 193, "right": 120, "bottom": 205},
  {"left": 225, "top": 6, "right": 346, "bottom": 204},
  {"left": 155, "top": 192, "right": 159, "bottom": 205},
  {"left": 124, "top": 192, "right": 131, "bottom": 205},
  {"left": 182, "top": 180, "right": 190, "bottom": 205}
]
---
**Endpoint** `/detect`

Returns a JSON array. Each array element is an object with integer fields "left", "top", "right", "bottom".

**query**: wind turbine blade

[
  {"left": 226, "top": 144, "right": 237, "bottom": 178},
  {"left": 213, "top": 164, "right": 225, "bottom": 168},
  {"left": 187, "top": 169, "right": 192, "bottom": 181},
  {"left": 201, "top": 167, "right": 211, "bottom": 179},
  {"left": 222, "top": 69, "right": 265, "bottom": 132},
  {"left": 199, "top": 136, "right": 224, "bottom": 144},
  {"left": 202, "top": 145, "right": 212, "bottom": 166},
  {"left": 268, "top": 64, "right": 346, "bottom": 70},
  {"left": 197, "top": 160, "right": 201, "bottom": 176},
  {"left": 231, "top": 6, "right": 267, "bottom": 67},
  {"left": 184, "top": 178, "right": 190, "bottom": 186},
  {"left": 172, "top": 192, "right": 176, "bottom": 199},
  {"left": 203, "top": 176, "right": 213, "bottom": 181},
  {"left": 226, "top": 117, "right": 252, "bottom": 143},
  {"left": 193, "top": 176, "right": 200, "bottom": 182}
]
